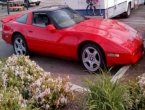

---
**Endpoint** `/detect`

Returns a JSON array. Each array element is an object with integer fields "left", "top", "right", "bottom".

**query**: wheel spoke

[
  {"left": 94, "top": 59, "right": 100, "bottom": 66},
  {"left": 85, "top": 49, "right": 91, "bottom": 55},
  {"left": 15, "top": 40, "right": 20, "bottom": 45},
  {"left": 83, "top": 57, "right": 89, "bottom": 63},
  {"left": 18, "top": 48, "right": 23, "bottom": 54},
  {"left": 15, "top": 47, "right": 19, "bottom": 54},
  {"left": 90, "top": 62, "right": 94, "bottom": 69},
  {"left": 21, "top": 45, "right": 26, "bottom": 52},
  {"left": 14, "top": 37, "right": 27, "bottom": 55},
  {"left": 16, "top": 48, "right": 21, "bottom": 55},
  {"left": 20, "top": 39, "right": 23, "bottom": 44},
  {"left": 92, "top": 50, "right": 98, "bottom": 56}
]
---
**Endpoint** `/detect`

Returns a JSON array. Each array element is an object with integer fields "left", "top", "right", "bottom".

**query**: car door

[{"left": 26, "top": 12, "right": 62, "bottom": 55}]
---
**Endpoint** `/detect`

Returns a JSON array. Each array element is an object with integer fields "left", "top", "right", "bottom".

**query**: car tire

[
  {"left": 80, "top": 43, "right": 105, "bottom": 73},
  {"left": 124, "top": 3, "right": 131, "bottom": 18},
  {"left": 12, "top": 34, "right": 29, "bottom": 55}
]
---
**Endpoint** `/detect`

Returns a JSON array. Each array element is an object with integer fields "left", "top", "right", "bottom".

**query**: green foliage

[
  {"left": 86, "top": 74, "right": 129, "bottom": 110},
  {"left": 127, "top": 81, "right": 145, "bottom": 110},
  {"left": 0, "top": 58, "right": 4, "bottom": 70},
  {"left": 1, "top": 55, "right": 145, "bottom": 110},
  {"left": 0, "top": 55, "right": 73, "bottom": 110},
  {"left": 85, "top": 72, "right": 145, "bottom": 110},
  {"left": 0, "top": 87, "right": 25, "bottom": 110}
]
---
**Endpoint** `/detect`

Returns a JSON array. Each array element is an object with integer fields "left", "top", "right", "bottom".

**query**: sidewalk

[
  {"left": 0, "top": 7, "right": 8, "bottom": 17},
  {"left": 0, "top": 6, "right": 28, "bottom": 18}
]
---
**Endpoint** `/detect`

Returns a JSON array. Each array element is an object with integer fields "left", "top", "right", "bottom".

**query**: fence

[{"left": 9, "top": 0, "right": 24, "bottom": 11}]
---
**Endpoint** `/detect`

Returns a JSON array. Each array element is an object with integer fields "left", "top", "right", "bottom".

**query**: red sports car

[{"left": 1, "top": 5, "right": 144, "bottom": 72}]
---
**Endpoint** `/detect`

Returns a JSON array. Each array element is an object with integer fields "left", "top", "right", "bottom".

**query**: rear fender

[{"left": 1, "top": 13, "right": 22, "bottom": 24}]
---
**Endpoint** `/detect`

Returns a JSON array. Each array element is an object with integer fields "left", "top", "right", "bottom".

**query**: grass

[{"left": 85, "top": 73, "right": 129, "bottom": 110}]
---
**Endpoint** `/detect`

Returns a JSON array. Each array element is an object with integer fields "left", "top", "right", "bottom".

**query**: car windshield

[{"left": 49, "top": 7, "right": 86, "bottom": 28}]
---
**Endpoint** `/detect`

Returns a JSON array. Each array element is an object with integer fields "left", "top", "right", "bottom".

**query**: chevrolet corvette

[{"left": 1, "top": 5, "right": 144, "bottom": 72}]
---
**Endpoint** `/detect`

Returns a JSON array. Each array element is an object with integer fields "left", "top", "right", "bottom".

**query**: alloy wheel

[
  {"left": 82, "top": 46, "right": 101, "bottom": 72},
  {"left": 14, "top": 37, "right": 27, "bottom": 55}
]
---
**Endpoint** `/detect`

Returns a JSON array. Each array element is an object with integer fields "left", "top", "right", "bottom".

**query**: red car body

[{"left": 1, "top": 6, "right": 144, "bottom": 68}]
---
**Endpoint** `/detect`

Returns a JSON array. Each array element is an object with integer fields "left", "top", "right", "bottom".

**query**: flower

[
  {"left": 60, "top": 96, "right": 68, "bottom": 104},
  {"left": 0, "top": 55, "right": 73, "bottom": 109}
]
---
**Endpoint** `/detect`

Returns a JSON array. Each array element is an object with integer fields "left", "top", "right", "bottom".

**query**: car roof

[{"left": 33, "top": 5, "right": 68, "bottom": 13}]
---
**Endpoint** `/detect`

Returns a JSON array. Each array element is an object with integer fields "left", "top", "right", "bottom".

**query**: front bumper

[
  {"left": 131, "top": 44, "right": 144, "bottom": 63},
  {"left": 107, "top": 42, "right": 144, "bottom": 67}
]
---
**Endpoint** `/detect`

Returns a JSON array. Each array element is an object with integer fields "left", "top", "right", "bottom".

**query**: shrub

[
  {"left": 126, "top": 80, "right": 145, "bottom": 110},
  {"left": 86, "top": 74, "right": 129, "bottom": 110},
  {"left": 0, "top": 87, "right": 30, "bottom": 110},
  {"left": 0, "top": 55, "right": 73, "bottom": 110},
  {"left": 0, "top": 59, "right": 3, "bottom": 71},
  {"left": 85, "top": 72, "right": 145, "bottom": 110}
]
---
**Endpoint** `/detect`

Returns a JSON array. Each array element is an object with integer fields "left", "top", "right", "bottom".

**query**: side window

[
  {"left": 16, "top": 14, "right": 28, "bottom": 24},
  {"left": 32, "top": 12, "right": 50, "bottom": 27}
]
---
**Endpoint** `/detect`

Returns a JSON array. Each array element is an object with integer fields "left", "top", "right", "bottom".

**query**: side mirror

[{"left": 47, "top": 24, "right": 56, "bottom": 31}]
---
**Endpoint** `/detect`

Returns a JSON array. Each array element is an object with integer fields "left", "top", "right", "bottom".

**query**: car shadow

[{"left": 30, "top": 53, "right": 121, "bottom": 86}]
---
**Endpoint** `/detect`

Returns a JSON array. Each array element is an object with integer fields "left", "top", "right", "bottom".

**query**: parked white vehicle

[
  {"left": 24, "top": 0, "right": 41, "bottom": 7},
  {"left": 105, "top": 0, "right": 135, "bottom": 18},
  {"left": 62, "top": 0, "right": 143, "bottom": 18}
]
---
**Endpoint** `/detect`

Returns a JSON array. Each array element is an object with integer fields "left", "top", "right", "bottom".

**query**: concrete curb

[
  {"left": 70, "top": 83, "right": 89, "bottom": 92},
  {"left": 111, "top": 65, "right": 131, "bottom": 83},
  {"left": 70, "top": 65, "right": 131, "bottom": 92}
]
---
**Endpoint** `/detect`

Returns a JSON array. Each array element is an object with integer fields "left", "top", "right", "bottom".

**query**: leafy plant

[
  {"left": 126, "top": 81, "right": 145, "bottom": 110},
  {"left": 86, "top": 73, "right": 129, "bottom": 110},
  {"left": 0, "top": 55, "right": 74, "bottom": 110}
]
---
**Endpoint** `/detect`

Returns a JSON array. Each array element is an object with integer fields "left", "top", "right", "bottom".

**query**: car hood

[{"left": 71, "top": 18, "right": 142, "bottom": 53}]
